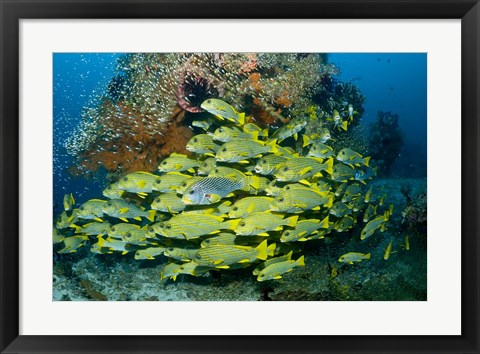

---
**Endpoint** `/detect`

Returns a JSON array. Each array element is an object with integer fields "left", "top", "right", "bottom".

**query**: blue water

[
  {"left": 53, "top": 53, "right": 427, "bottom": 216},
  {"left": 53, "top": 53, "right": 122, "bottom": 214},
  {"left": 330, "top": 53, "right": 427, "bottom": 176}
]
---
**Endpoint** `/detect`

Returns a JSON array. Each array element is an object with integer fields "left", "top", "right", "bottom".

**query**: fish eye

[
  {"left": 125, "top": 232, "right": 131, "bottom": 237},
  {"left": 167, "top": 247, "right": 174, "bottom": 252},
  {"left": 166, "top": 224, "right": 171, "bottom": 229},
  {"left": 155, "top": 179, "right": 161, "bottom": 184},
  {"left": 110, "top": 227, "right": 115, "bottom": 231},
  {"left": 195, "top": 254, "right": 202, "bottom": 260},
  {"left": 162, "top": 161, "right": 167, "bottom": 165},
  {"left": 193, "top": 138, "right": 197, "bottom": 142},
  {"left": 262, "top": 159, "right": 266, "bottom": 163},
  {"left": 219, "top": 128, "right": 223, "bottom": 132},
  {"left": 278, "top": 198, "right": 284, "bottom": 202},
  {"left": 207, "top": 99, "right": 211, "bottom": 104},
  {"left": 222, "top": 147, "right": 227, "bottom": 152},
  {"left": 149, "top": 228, "right": 154, "bottom": 233},
  {"left": 284, "top": 231, "right": 290, "bottom": 236},
  {"left": 341, "top": 151, "right": 345, "bottom": 155},
  {"left": 240, "top": 221, "right": 246, "bottom": 227},
  {"left": 189, "top": 190, "right": 195, "bottom": 195},
  {"left": 106, "top": 202, "right": 112, "bottom": 206},
  {"left": 181, "top": 182, "right": 187, "bottom": 187},
  {"left": 122, "top": 177, "right": 128, "bottom": 181},
  {"left": 79, "top": 206, "right": 85, "bottom": 211},
  {"left": 283, "top": 167, "right": 289, "bottom": 171}
]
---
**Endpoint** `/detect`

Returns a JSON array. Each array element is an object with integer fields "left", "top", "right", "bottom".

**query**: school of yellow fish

[{"left": 54, "top": 98, "right": 396, "bottom": 282}]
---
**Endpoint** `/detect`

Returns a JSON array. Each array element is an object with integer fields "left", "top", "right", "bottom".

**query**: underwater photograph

[{"left": 53, "top": 53, "right": 427, "bottom": 301}]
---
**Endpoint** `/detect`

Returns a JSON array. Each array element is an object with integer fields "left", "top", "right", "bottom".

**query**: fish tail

[
  {"left": 266, "top": 242, "right": 276, "bottom": 257},
  {"left": 237, "top": 112, "right": 246, "bottom": 126},
  {"left": 296, "top": 255, "right": 305, "bottom": 266},
  {"left": 268, "top": 139, "right": 278, "bottom": 154},
  {"left": 146, "top": 210, "right": 156, "bottom": 222},
  {"left": 364, "top": 156, "right": 371, "bottom": 166},
  {"left": 286, "top": 215, "right": 299, "bottom": 227},
  {"left": 223, "top": 219, "right": 241, "bottom": 230},
  {"left": 365, "top": 253, "right": 371, "bottom": 260},
  {"left": 325, "top": 194, "right": 334, "bottom": 208},
  {"left": 319, "top": 216, "right": 330, "bottom": 228},
  {"left": 302, "top": 134, "right": 310, "bottom": 147},
  {"left": 324, "top": 157, "right": 334, "bottom": 175},
  {"left": 248, "top": 175, "right": 260, "bottom": 191},
  {"left": 256, "top": 240, "right": 268, "bottom": 260}
]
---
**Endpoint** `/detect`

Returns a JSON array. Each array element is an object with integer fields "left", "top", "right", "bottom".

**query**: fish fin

[
  {"left": 173, "top": 164, "right": 183, "bottom": 170},
  {"left": 171, "top": 275, "right": 177, "bottom": 281},
  {"left": 119, "top": 207, "right": 129, "bottom": 214},
  {"left": 324, "top": 158, "right": 334, "bottom": 175},
  {"left": 208, "top": 230, "right": 221, "bottom": 235},
  {"left": 137, "top": 193, "right": 147, "bottom": 199},
  {"left": 248, "top": 176, "right": 260, "bottom": 190},
  {"left": 320, "top": 216, "right": 330, "bottom": 228},
  {"left": 365, "top": 253, "right": 371, "bottom": 260},
  {"left": 136, "top": 180, "right": 147, "bottom": 189},
  {"left": 296, "top": 255, "right": 305, "bottom": 266},
  {"left": 258, "top": 232, "right": 271, "bottom": 236},
  {"left": 364, "top": 156, "right": 370, "bottom": 166},
  {"left": 293, "top": 133, "right": 298, "bottom": 140},
  {"left": 146, "top": 210, "right": 156, "bottom": 222},
  {"left": 286, "top": 215, "right": 299, "bottom": 227},
  {"left": 207, "top": 194, "right": 222, "bottom": 203},
  {"left": 299, "top": 166, "right": 312, "bottom": 175},
  {"left": 70, "top": 194, "right": 75, "bottom": 206},
  {"left": 237, "top": 112, "right": 246, "bottom": 126},
  {"left": 215, "top": 265, "right": 230, "bottom": 269},
  {"left": 299, "top": 179, "right": 311, "bottom": 186},
  {"left": 133, "top": 216, "right": 142, "bottom": 221},
  {"left": 266, "top": 243, "right": 276, "bottom": 257},
  {"left": 94, "top": 217, "right": 103, "bottom": 222},
  {"left": 302, "top": 135, "right": 311, "bottom": 147},
  {"left": 312, "top": 206, "right": 321, "bottom": 210},
  {"left": 120, "top": 218, "right": 129, "bottom": 223},
  {"left": 122, "top": 251, "right": 128, "bottom": 255},
  {"left": 224, "top": 219, "right": 241, "bottom": 230},
  {"left": 187, "top": 168, "right": 196, "bottom": 174},
  {"left": 297, "top": 231, "right": 307, "bottom": 238},
  {"left": 325, "top": 195, "right": 334, "bottom": 208},
  {"left": 70, "top": 224, "right": 82, "bottom": 233},
  {"left": 341, "top": 121, "right": 348, "bottom": 131},
  {"left": 238, "top": 259, "right": 251, "bottom": 264},
  {"left": 250, "top": 131, "right": 259, "bottom": 140},
  {"left": 256, "top": 240, "right": 268, "bottom": 260},
  {"left": 268, "top": 139, "right": 278, "bottom": 154},
  {"left": 274, "top": 275, "right": 283, "bottom": 280}
]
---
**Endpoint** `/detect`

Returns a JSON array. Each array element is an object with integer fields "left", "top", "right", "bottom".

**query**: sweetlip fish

[
  {"left": 256, "top": 255, "right": 305, "bottom": 281},
  {"left": 182, "top": 177, "right": 245, "bottom": 205},
  {"left": 201, "top": 98, "right": 245, "bottom": 125}
]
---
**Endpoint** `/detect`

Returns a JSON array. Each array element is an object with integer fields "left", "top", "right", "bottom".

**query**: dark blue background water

[{"left": 53, "top": 53, "right": 427, "bottom": 217}]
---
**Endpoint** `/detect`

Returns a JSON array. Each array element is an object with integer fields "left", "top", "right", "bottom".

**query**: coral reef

[
  {"left": 401, "top": 184, "right": 427, "bottom": 236},
  {"left": 65, "top": 53, "right": 342, "bottom": 177},
  {"left": 368, "top": 111, "right": 404, "bottom": 176}
]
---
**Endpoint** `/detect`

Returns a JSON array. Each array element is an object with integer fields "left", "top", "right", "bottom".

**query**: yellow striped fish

[
  {"left": 193, "top": 240, "right": 273, "bottom": 268},
  {"left": 234, "top": 212, "right": 298, "bottom": 236}
]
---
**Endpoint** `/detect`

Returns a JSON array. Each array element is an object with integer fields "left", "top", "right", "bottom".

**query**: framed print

[{"left": 1, "top": 0, "right": 479, "bottom": 353}]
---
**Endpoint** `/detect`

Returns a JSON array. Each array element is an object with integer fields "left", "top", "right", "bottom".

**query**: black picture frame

[{"left": 1, "top": 1, "right": 479, "bottom": 353}]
